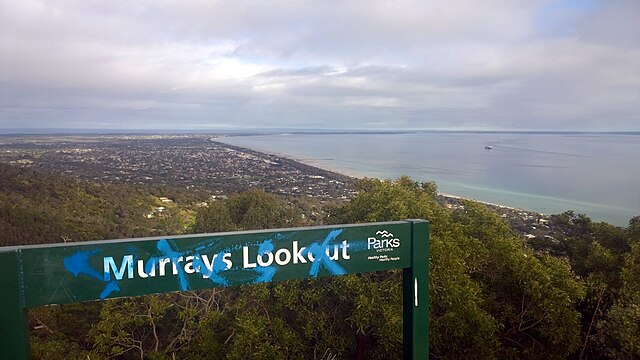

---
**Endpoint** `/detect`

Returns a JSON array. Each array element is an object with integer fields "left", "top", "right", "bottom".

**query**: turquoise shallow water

[{"left": 219, "top": 132, "right": 640, "bottom": 226}]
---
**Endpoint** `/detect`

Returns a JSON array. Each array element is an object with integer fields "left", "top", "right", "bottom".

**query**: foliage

[
  {"left": 190, "top": 200, "right": 237, "bottom": 233},
  {"left": 536, "top": 211, "right": 640, "bottom": 359},
  {"left": 2, "top": 164, "right": 638, "bottom": 359},
  {"left": 0, "top": 163, "right": 193, "bottom": 246},
  {"left": 29, "top": 304, "right": 101, "bottom": 360},
  {"left": 190, "top": 188, "right": 308, "bottom": 234},
  {"left": 226, "top": 188, "right": 307, "bottom": 230},
  {"left": 330, "top": 177, "right": 585, "bottom": 359},
  {"left": 596, "top": 242, "right": 640, "bottom": 359}
]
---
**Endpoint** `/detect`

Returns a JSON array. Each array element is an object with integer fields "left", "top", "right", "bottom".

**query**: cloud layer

[{"left": 1, "top": 0, "right": 639, "bottom": 131}]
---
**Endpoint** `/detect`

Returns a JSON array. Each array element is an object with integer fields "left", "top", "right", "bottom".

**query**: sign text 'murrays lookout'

[{"left": 103, "top": 239, "right": 352, "bottom": 281}]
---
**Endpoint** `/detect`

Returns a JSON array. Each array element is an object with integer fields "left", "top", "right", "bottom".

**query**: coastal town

[
  {"left": 438, "top": 194, "right": 555, "bottom": 240},
  {"left": 0, "top": 134, "right": 553, "bottom": 239},
  {"left": 0, "top": 134, "right": 355, "bottom": 200}
]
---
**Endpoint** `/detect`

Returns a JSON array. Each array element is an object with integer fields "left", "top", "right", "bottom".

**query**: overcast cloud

[{"left": 1, "top": 0, "right": 638, "bottom": 131}]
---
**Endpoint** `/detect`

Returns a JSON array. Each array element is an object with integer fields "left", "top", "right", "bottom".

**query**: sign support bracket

[
  {"left": 0, "top": 251, "right": 30, "bottom": 359},
  {"left": 403, "top": 219, "right": 430, "bottom": 360}
]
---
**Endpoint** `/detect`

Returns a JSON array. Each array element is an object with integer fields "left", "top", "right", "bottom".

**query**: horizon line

[{"left": 1, "top": 128, "right": 640, "bottom": 136}]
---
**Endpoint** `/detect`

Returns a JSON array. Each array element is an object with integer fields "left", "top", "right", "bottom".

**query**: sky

[{"left": 1, "top": 0, "right": 639, "bottom": 132}]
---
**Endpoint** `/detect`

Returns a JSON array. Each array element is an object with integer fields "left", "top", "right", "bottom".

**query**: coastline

[
  {"left": 0, "top": 133, "right": 592, "bottom": 235},
  {"left": 438, "top": 192, "right": 545, "bottom": 215},
  {"left": 214, "top": 139, "right": 552, "bottom": 235},
  {"left": 213, "top": 141, "right": 356, "bottom": 183},
  {"left": 214, "top": 132, "right": 639, "bottom": 227},
  {"left": 216, "top": 138, "right": 542, "bottom": 211},
  {"left": 214, "top": 138, "right": 370, "bottom": 180}
]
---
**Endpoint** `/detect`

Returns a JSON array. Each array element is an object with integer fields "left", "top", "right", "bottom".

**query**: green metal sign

[{"left": 0, "top": 220, "right": 429, "bottom": 359}]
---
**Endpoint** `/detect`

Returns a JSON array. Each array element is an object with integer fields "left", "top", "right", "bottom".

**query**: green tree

[
  {"left": 190, "top": 201, "right": 237, "bottom": 233},
  {"left": 455, "top": 202, "right": 585, "bottom": 359},
  {"left": 89, "top": 295, "right": 175, "bottom": 359},
  {"left": 330, "top": 177, "right": 500, "bottom": 358},
  {"left": 596, "top": 242, "right": 640, "bottom": 359},
  {"left": 627, "top": 216, "right": 640, "bottom": 243},
  {"left": 226, "top": 188, "right": 304, "bottom": 230},
  {"left": 329, "top": 177, "right": 585, "bottom": 359},
  {"left": 542, "top": 211, "right": 638, "bottom": 359}
]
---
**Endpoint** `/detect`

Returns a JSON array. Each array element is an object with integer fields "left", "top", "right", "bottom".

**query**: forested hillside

[
  {"left": 0, "top": 163, "right": 202, "bottom": 246},
  {"left": 1, "top": 164, "right": 638, "bottom": 359}
]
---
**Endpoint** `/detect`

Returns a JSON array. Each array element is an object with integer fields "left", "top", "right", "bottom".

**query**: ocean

[{"left": 218, "top": 132, "right": 640, "bottom": 227}]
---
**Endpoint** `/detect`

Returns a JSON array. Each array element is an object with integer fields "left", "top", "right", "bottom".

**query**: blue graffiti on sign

[
  {"left": 157, "top": 239, "right": 188, "bottom": 291},
  {"left": 254, "top": 239, "right": 277, "bottom": 283},
  {"left": 306, "top": 229, "right": 347, "bottom": 277},
  {"left": 64, "top": 249, "right": 125, "bottom": 299},
  {"left": 61, "top": 228, "right": 373, "bottom": 299},
  {"left": 99, "top": 280, "right": 120, "bottom": 299},
  {"left": 64, "top": 250, "right": 103, "bottom": 281}
]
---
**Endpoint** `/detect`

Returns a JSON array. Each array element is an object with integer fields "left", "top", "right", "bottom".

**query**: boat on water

[{"left": 484, "top": 146, "right": 493, "bottom": 150}]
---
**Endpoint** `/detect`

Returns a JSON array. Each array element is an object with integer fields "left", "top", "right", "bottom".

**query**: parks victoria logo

[{"left": 367, "top": 230, "right": 402, "bottom": 263}]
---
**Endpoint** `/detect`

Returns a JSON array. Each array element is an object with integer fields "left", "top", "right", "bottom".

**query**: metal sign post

[
  {"left": 1, "top": 220, "right": 429, "bottom": 359},
  {"left": 404, "top": 220, "right": 430, "bottom": 359}
]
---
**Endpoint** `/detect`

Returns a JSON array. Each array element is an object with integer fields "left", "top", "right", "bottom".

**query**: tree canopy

[{"left": 1, "top": 164, "right": 638, "bottom": 359}]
